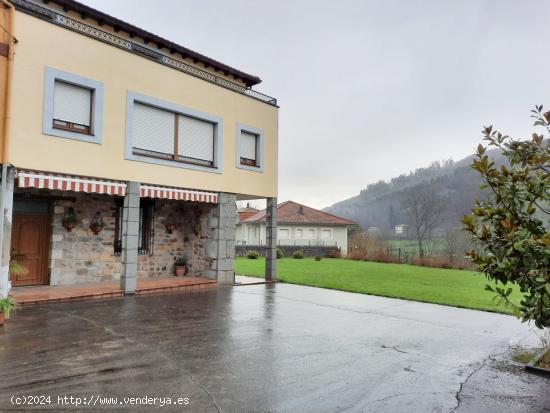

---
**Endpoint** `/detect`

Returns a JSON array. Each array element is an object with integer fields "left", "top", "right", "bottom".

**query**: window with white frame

[
  {"left": 43, "top": 67, "right": 104, "bottom": 143},
  {"left": 305, "top": 228, "right": 316, "bottom": 239},
  {"left": 236, "top": 123, "right": 264, "bottom": 172},
  {"left": 296, "top": 228, "right": 304, "bottom": 238},
  {"left": 126, "top": 92, "right": 222, "bottom": 172},
  {"left": 278, "top": 228, "right": 290, "bottom": 239},
  {"left": 321, "top": 228, "right": 333, "bottom": 239}
]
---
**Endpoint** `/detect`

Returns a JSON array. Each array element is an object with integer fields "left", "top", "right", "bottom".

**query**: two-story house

[
  {"left": 0, "top": 0, "right": 279, "bottom": 298},
  {"left": 237, "top": 201, "right": 355, "bottom": 254}
]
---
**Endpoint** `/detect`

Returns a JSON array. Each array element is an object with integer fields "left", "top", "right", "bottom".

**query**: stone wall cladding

[
  {"left": 205, "top": 192, "right": 236, "bottom": 283},
  {"left": 50, "top": 193, "right": 216, "bottom": 285}
]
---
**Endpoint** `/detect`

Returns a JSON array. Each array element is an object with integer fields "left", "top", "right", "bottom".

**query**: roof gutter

[{"left": 1, "top": 0, "right": 16, "bottom": 165}]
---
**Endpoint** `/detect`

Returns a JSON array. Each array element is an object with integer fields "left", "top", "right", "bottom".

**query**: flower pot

[
  {"left": 0, "top": 312, "right": 5, "bottom": 326},
  {"left": 63, "top": 221, "right": 76, "bottom": 232},
  {"left": 90, "top": 224, "right": 104, "bottom": 235},
  {"left": 175, "top": 266, "right": 187, "bottom": 277}
]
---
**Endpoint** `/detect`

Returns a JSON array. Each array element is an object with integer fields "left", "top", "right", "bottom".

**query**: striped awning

[
  {"left": 17, "top": 170, "right": 127, "bottom": 196},
  {"left": 140, "top": 185, "right": 218, "bottom": 203}
]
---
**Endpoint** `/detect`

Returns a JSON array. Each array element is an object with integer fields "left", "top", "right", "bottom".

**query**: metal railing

[{"left": 237, "top": 239, "right": 339, "bottom": 247}]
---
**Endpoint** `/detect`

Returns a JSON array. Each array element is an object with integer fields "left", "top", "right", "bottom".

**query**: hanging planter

[
  {"left": 89, "top": 212, "right": 104, "bottom": 235},
  {"left": 165, "top": 215, "right": 176, "bottom": 234},
  {"left": 61, "top": 207, "right": 77, "bottom": 232}
]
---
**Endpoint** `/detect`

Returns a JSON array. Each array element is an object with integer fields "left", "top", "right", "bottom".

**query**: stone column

[
  {"left": 265, "top": 197, "right": 277, "bottom": 281},
  {"left": 0, "top": 165, "right": 14, "bottom": 298},
  {"left": 120, "top": 181, "right": 140, "bottom": 294},
  {"left": 206, "top": 192, "right": 236, "bottom": 284}
]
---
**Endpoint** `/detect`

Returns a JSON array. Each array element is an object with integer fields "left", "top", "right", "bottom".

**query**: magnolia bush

[{"left": 463, "top": 105, "right": 550, "bottom": 328}]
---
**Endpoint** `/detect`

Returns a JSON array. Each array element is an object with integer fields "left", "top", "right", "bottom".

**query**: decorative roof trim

[{"left": 11, "top": 0, "right": 278, "bottom": 106}]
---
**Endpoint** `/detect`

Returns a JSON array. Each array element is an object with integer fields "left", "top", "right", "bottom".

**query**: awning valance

[
  {"left": 16, "top": 170, "right": 219, "bottom": 203},
  {"left": 140, "top": 185, "right": 218, "bottom": 203},
  {"left": 17, "top": 170, "right": 127, "bottom": 196}
]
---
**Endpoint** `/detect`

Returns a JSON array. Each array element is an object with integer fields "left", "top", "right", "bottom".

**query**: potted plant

[
  {"left": 61, "top": 207, "right": 78, "bottom": 232},
  {"left": 89, "top": 212, "right": 104, "bottom": 235},
  {"left": 174, "top": 256, "right": 188, "bottom": 277},
  {"left": 0, "top": 297, "right": 15, "bottom": 326}
]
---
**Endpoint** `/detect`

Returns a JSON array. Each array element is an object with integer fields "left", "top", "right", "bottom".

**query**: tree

[
  {"left": 463, "top": 105, "right": 550, "bottom": 328},
  {"left": 401, "top": 184, "right": 446, "bottom": 257}
]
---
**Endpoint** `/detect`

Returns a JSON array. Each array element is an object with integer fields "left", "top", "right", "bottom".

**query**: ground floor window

[{"left": 114, "top": 199, "right": 155, "bottom": 255}]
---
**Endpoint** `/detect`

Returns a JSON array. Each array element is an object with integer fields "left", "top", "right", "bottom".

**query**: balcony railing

[{"left": 237, "top": 239, "right": 339, "bottom": 247}]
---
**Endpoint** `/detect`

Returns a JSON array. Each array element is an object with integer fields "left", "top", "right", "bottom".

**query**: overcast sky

[{"left": 82, "top": 0, "right": 550, "bottom": 209}]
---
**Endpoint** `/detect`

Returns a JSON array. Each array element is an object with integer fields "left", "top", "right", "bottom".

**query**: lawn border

[{"left": 235, "top": 272, "right": 516, "bottom": 316}]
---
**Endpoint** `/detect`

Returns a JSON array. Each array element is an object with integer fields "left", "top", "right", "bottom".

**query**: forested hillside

[{"left": 324, "top": 148, "right": 506, "bottom": 233}]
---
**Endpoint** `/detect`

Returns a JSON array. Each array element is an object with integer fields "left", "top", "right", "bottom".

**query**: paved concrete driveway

[{"left": 0, "top": 283, "right": 548, "bottom": 412}]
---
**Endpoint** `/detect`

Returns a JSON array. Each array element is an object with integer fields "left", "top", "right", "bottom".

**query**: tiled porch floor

[{"left": 10, "top": 276, "right": 218, "bottom": 305}]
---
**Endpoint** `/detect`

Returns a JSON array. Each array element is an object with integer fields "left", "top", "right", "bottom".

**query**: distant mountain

[{"left": 324, "top": 148, "right": 506, "bottom": 233}]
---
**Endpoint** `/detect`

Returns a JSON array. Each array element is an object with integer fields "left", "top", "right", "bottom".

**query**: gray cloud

[{"left": 82, "top": 0, "right": 550, "bottom": 209}]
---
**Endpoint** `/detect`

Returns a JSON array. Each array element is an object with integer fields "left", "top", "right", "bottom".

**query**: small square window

[
  {"left": 52, "top": 80, "right": 93, "bottom": 135},
  {"left": 43, "top": 67, "right": 104, "bottom": 144},
  {"left": 278, "top": 228, "right": 290, "bottom": 239},
  {"left": 236, "top": 123, "right": 264, "bottom": 172},
  {"left": 239, "top": 131, "right": 258, "bottom": 167}
]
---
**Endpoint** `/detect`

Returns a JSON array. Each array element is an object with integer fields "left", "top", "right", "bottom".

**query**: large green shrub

[
  {"left": 247, "top": 250, "right": 259, "bottom": 259},
  {"left": 463, "top": 105, "right": 550, "bottom": 328},
  {"left": 276, "top": 247, "right": 284, "bottom": 259},
  {"left": 292, "top": 250, "right": 304, "bottom": 259}
]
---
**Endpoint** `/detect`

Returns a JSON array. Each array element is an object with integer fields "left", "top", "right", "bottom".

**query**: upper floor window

[
  {"left": 236, "top": 123, "right": 265, "bottom": 172},
  {"left": 305, "top": 228, "right": 316, "bottom": 239},
  {"left": 43, "top": 67, "right": 104, "bottom": 144},
  {"left": 321, "top": 228, "right": 333, "bottom": 239},
  {"left": 239, "top": 131, "right": 258, "bottom": 167},
  {"left": 53, "top": 81, "right": 93, "bottom": 134},
  {"left": 278, "top": 228, "right": 290, "bottom": 239},
  {"left": 126, "top": 92, "right": 223, "bottom": 173}
]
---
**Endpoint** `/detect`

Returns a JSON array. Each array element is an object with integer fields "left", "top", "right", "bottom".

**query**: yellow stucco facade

[{"left": 2, "top": 5, "right": 278, "bottom": 198}]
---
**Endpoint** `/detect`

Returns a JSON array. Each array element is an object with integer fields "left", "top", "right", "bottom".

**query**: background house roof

[
  {"left": 30, "top": 0, "right": 262, "bottom": 87},
  {"left": 242, "top": 201, "right": 356, "bottom": 226},
  {"left": 237, "top": 207, "right": 260, "bottom": 221}
]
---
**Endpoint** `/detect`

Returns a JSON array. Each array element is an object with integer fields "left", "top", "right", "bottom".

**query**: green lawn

[
  {"left": 387, "top": 238, "right": 445, "bottom": 257},
  {"left": 236, "top": 257, "right": 523, "bottom": 314}
]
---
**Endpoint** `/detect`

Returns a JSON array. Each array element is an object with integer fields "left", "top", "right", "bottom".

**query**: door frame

[{"left": 11, "top": 199, "right": 52, "bottom": 286}]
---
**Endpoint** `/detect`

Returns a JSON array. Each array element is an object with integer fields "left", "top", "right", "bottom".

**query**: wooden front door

[{"left": 11, "top": 213, "right": 50, "bottom": 286}]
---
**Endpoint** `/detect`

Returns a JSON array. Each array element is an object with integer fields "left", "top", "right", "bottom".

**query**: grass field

[
  {"left": 386, "top": 238, "right": 445, "bottom": 257},
  {"left": 236, "top": 257, "right": 523, "bottom": 314}
]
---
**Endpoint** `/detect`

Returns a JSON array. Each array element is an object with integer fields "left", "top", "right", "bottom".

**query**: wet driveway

[{"left": 0, "top": 283, "right": 548, "bottom": 412}]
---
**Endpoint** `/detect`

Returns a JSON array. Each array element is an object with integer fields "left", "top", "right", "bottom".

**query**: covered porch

[
  {"left": 10, "top": 276, "right": 217, "bottom": 305},
  {"left": 0, "top": 166, "right": 278, "bottom": 299}
]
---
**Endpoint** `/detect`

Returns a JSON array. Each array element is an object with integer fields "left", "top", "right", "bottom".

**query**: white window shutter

[
  {"left": 132, "top": 103, "right": 175, "bottom": 155},
  {"left": 53, "top": 81, "right": 92, "bottom": 126},
  {"left": 178, "top": 115, "right": 214, "bottom": 162},
  {"left": 240, "top": 131, "right": 257, "bottom": 160}
]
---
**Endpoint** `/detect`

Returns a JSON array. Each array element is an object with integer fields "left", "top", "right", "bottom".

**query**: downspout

[
  {"left": 0, "top": 0, "right": 15, "bottom": 298},
  {"left": 1, "top": 0, "right": 16, "bottom": 163}
]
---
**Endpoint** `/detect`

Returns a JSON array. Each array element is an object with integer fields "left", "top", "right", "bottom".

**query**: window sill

[
  {"left": 53, "top": 124, "right": 92, "bottom": 136},
  {"left": 127, "top": 148, "right": 222, "bottom": 174},
  {"left": 236, "top": 163, "right": 263, "bottom": 172},
  {"left": 43, "top": 125, "right": 102, "bottom": 144}
]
